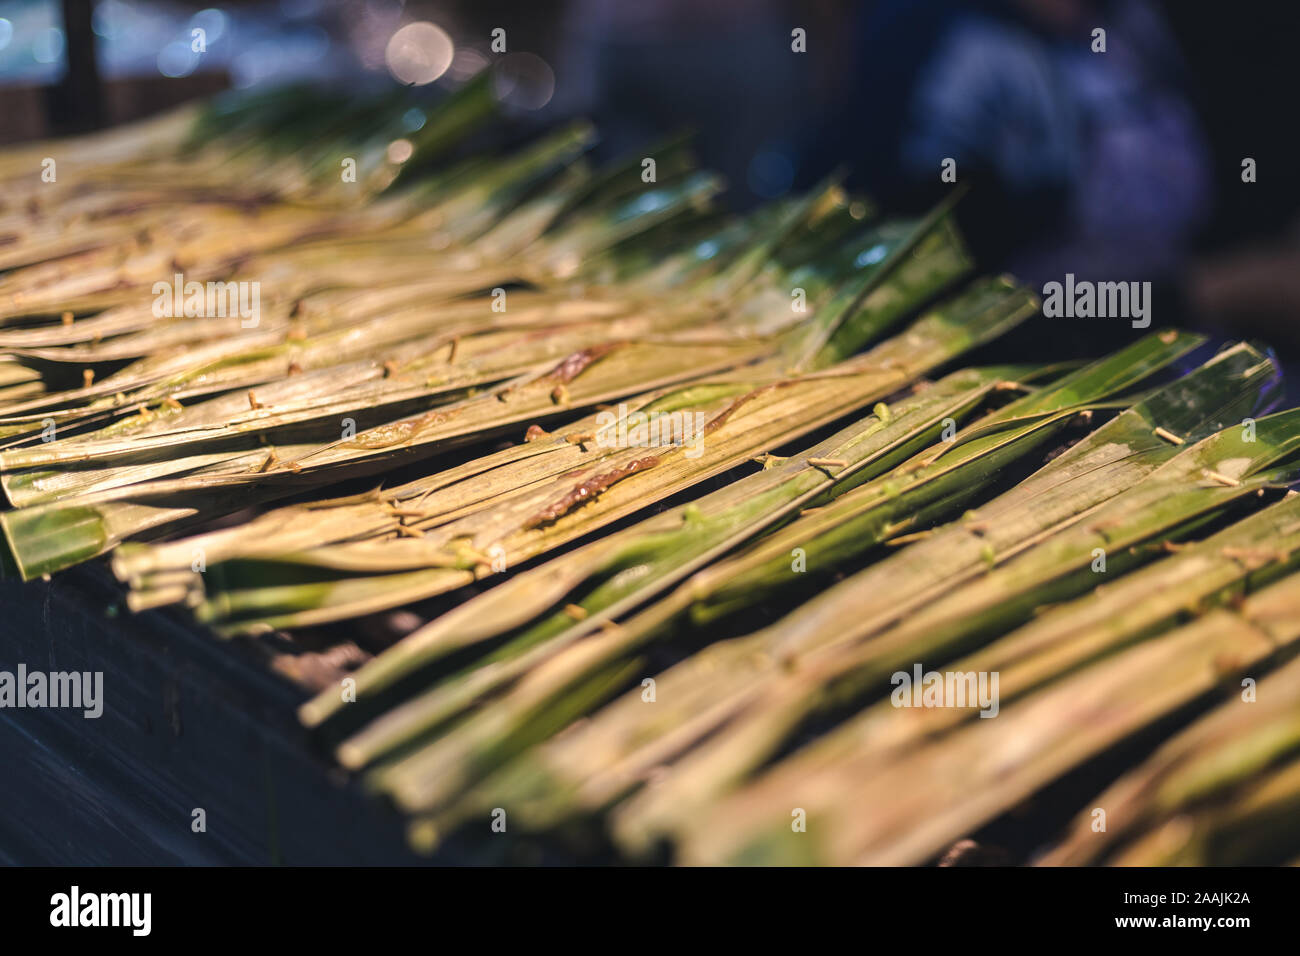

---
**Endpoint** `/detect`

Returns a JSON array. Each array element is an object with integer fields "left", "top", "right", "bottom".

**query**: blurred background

[{"left": 1, "top": 0, "right": 1297, "bottom": 363}]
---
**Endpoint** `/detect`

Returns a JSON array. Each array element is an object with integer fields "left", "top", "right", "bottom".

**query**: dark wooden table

[{"left": 0, "top": 563, "right": 431, "bottom": 865}]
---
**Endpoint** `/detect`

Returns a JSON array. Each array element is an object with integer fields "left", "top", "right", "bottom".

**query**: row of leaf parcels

[
  {"left": 2, "top": 131, "right": 976, "bottom": 582},
  {"left": 110, "top": 275, "right": 1035, "bottom": 631},
  {"left": 285, "top": 338, "right": 1288, "bottom": 856},
  {"left": 602, "top": 401, "right": 1300, "bottom": 862},
  {"left": 679, "top": 507, "right": 1300, "bottom": 865},
  {"left": 298, "top": 329, "right": 1209, "bottom": 735},
  {"left": 5, "top": 83, "right": 1298, "bottom": 865},
  {"left": 0, "top": 90, "right": 781, "bottom": 461},
  {"left": 1041, "top": 638, "right": 1300, "bottom": 866}
]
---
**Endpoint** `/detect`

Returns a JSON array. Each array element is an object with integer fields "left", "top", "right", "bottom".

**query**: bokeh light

[
  {"left": 32, "top": 27, "right": 64, "bottom": 64},
  {"left": 492, "top": 52, "right": 555, "bottom": 111},
  {"left": 400, "top": 107, "right": 426, "bottom": 132},
  {"left": 448, "top": 47, "right": 488, "bottom": 82},
  {"left": 386, "top": 138, "right": 413, "bottom": 164},
  {"left": 190, "top": 9, "right": 228, "bottom": 45},
  {"left": 157, "top": 40, "right": 199, "bottom": 77},
  {"left": 384, "top": 22, "right": 454, "bottom": 87}
]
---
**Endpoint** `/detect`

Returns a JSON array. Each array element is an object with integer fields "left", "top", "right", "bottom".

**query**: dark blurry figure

[
  {"left": 811, "top": 0, "right": 1300, "bottom": 370},
  {"left": 838, "top": 0, "right": 1210, "bottom": 290}
]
